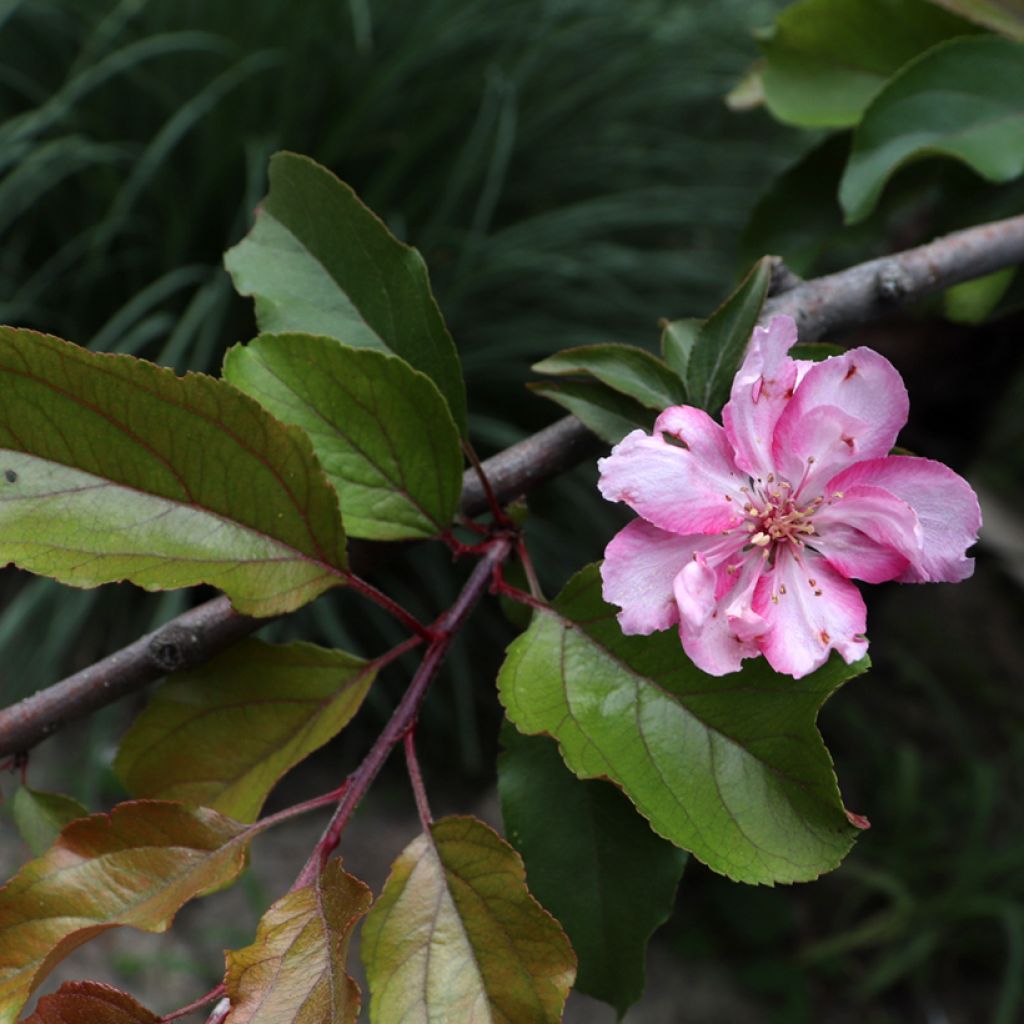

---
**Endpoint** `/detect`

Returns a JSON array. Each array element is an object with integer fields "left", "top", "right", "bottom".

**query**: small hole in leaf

[{"left": 4, "top": 469, "right": 17, "bottom": 483}]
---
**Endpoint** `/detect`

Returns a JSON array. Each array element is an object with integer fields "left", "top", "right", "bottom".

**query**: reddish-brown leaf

[{"left": 21, "top": 981, "right": 158, "bottom": 1024}]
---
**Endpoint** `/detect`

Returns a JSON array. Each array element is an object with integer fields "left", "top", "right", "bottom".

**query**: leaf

[
  {"left": 497, "top": 564, "right": 867, "bottom": 885},
  {"left": 0, "top": 801, "right": 256, "bottom": 1023},
  {"left": 943, "top": 267, "right": 1017, "bottom": 323},
  {"left": 758, "top": 0, "right": 976, "bottom": 128},
  {"left": 22, "top": 981, "right": 158, "bottom": 1024},
  {"left": 660, "top": 318, "right": 700, "bottom": 382},
  {"left": 224, "top": 859, "right": 372, "bottom": 1024},
  {"left": 0, "top": 327, "right": 347, "bottom": 618},
  {"left": 527, "top": 380, "right": 654, "bottom": 446},
  {"left": 740, "top": 136, "right": 849, "bottom": 276},
  {"left": 532, "top": 343, "right": 687, "bottom": 411},
  {"left": 361, "top": 816, "right": 576, "bottom": 1023},
  {"left": 686, "top": 257, "right": 773, "bottom": 417},
  {"left": 114, "top": 639, "right": 376, "bottom": 823},
  {"left": 498, "top": 727, "right": 686, "bottom": 1016},
  {"left": 223, "top": 335, "right": 463, "bottom": 541},
  {"left": 928, "top": 0, "right": 1024, "bottom": 39},
  {"left": 11, "top": 788, "right": 88, "bottom": 857},
  {"left": 223, "top": 152, "right": 467, "bottom": 434},
  {"left": 840, "top": 36, "right": 1024, "bottom": 223}
]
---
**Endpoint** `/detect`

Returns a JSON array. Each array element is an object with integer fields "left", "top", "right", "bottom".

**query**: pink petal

[
  {"left": 772, "top": 347, "right": 909, "bottom": 499},
  {"left": 676, "top": 552, "right": 767, "bottom": 676},
  {"left": 754, "top": 548, "right": 868, "bottom": 679},
  {"left": 597, "top": 417, "right": 746, "bottom": 536},
  {"left": 810, "top": 523, "right": 910, "bottom": 584},
  {"left": 812, "top": 483, "right": 923, "bottom": 581},
  {"left": 826, "top": 456, "right": 981, "bottom": 582},
  {"left": 673, "top": 554, "right": 717, "bottom": 629},
  {"left": 601, "top": 520, "right": 707, "bottom": 635},
  {"left": 722, "top": 315, "right": 800, "bottom": 480}
]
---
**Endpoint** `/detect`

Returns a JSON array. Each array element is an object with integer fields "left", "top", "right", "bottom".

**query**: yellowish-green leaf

[
  {"left": 23, "top": 981, "right": 158, "bottom": 1024},
  {"left": 115, "top": 640, "right": 376, "bottom": 823},
  {"left": 361, "top": 816, "right": 576, "bottom": 1024},
  {"left": 0, "top": 800, "right": 256, "bottom": 1024},
  {"left": 224, "top": 859, "right": 372, "bottom": 1024},
  {"left": 0, "top": 328, "right": 347, "bottom": 617},
  {"left": 11, "top": 787, "right": 88, "bottom": 857}
]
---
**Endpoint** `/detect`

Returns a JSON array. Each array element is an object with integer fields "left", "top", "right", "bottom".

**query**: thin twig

[
  {"left": 292, "top": 539, "right": 511, "bottom": 889},
  {"left": 404, "top": 729, "right": 433, "bottom": 831},
  {"left": 461, "top": 437, "right": 509, "bottom": 525},
  {"left": 346, "top": 573, "right": 433, "bottom": 639},
  {"left": 160, "top": 984, "right": 226, "bottom": 1023}
]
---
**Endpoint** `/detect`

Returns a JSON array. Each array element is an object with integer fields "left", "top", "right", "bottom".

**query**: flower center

[{"left": 741, "top": 477, "right": 822, "bottom": 551}]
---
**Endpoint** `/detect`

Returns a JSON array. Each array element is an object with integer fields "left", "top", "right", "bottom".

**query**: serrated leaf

[
  {"left": 840, "top": 36, "right": 1024, "bottom": 223},
  {"left": 0, "top": 801, "right": 257, "bottom": 1023},
  {"left": 11, "top": 788, "right": 88, "bottom": 857},
  {"left": 660, "top": 318, "right": 700, "bottom": 383},
  {"left": 497, "top": 564, "right": 867, "bottom": 885},
  {"left": 928, "top": 0, "right": 1024, "bottom": 39},
  {"left": 759, "top": 0, "right": 976, "bottom": 128},
  {"left": 686, "top": 257, "right": 773, "bottom": 417},
  {"left": 223, "top": 335, "right": 462, "bottom": 541},
  {"left": 224, "top": 152, "right": 466, "bottom": 434},
  {"left": 0, "top": 328, "right": 347, "bottom": 617},
  {"left": 224, "top": 859, "right": 371, "bottom": 1024},
  {"left": 498, "top": 727, "right": 686, "bottom": 1016},
  {"left": 361, "top": 816, "right": 575, "bottom": 1023},
  {"left": 528, "top": 380, "right": 654, "bottom": 446},
  {"left": 22, "top": 981, "right": 158, "bottom": 1023},
  {"left": 115, "top": 639, "right": 376, "bottom": 823},
  {"left": 532, "top": 343, "right": 687, "bottom": 411}
]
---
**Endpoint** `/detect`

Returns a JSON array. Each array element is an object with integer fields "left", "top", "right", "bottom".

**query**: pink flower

[{"left": 597, "top": 315, "right": 981, "bottom": 679}]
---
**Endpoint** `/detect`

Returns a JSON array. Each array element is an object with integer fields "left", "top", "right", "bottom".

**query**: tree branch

[{"left": 2, "top": 210, "right": 1022, "bottom": 756}]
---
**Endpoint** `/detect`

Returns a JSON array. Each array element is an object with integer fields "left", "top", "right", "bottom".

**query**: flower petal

[
  {"left": 813, "top": 482, "right": 923, "bottom": 582},
  {"left": 601, "top": 520, "right": 704, "bottom": 635},
  {"left": 722, "top": 315, "right": 800, "bottom": 480},
  {"left": 597, "top": 417, "right": 746, "bottom": 536},
  {"left": 754, "top": 548, "right": 868, "bottom": 679},
  {"left": 675, "top": 552, "right": 767, "bottom": 676},
  {"left": 772, "top": 347, "right": 909, "bottom": 499},
  {"left": 825, "top": 456, "right": 981, "bottom": 582}
]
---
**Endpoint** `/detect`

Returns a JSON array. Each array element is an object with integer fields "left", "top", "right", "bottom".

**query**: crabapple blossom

[{"left": 597, "top": 315, "right": 981, "bottom": 679}]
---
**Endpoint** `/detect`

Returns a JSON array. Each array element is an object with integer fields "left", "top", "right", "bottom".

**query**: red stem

[
  {"left": 516, "top": 537, "right": 544, "bottom": 600},
  {"left": 160, "top": 984, "right": 225, "bottom": 1023},
  {"left": 293, "top": 538, "right": 512, "bottom": 889},
  {"left": 404, "top": 728, "right": 433, "bottom": 831},
  {"left": 462, "top": 438, "right": 510, "bottom": 526},
  {"left": 493, "top": 570, "right": 548, "bottom": 611},
  {"left": 346, "top": 573, "right": 433, "bottom": 640}
]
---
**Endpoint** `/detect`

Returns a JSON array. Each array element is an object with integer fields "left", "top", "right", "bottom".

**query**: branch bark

[{"left": 2, "top": 210, "right": 1023, "bottom": 756}]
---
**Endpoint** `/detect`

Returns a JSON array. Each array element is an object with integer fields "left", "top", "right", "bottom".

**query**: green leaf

[
  {"left": 759, "top": 0, "right": 976, "bottom": 128},
  {"left": 223, "top": 335, "right": 463, "bottom": 541},
  {"left": 23, "top": 982, "right": 159, "bottom": 1024},
  {"left": 497, "top": 564, "right": 867, "bottom": 885},
  {"left": 224, "top": 859, "right": 372, "bottom": 1024},
  {"left": 532, "top": 343, "right": 687, "bottom": 411},
  {"left": 361, "top": 816, "right": 576, "bottom": 1023},
  {"left": 928, "top": 0, "right": 1024, "bottom": 39},
  {"left": 498, "top": 727, "right": 686, "bottom": 1016},
  {"left": 660, "top": 318, "right": 700, "bottom": 383},
  {"left": 114, "top": 639, "right": 376, "bottom": 823},
  {"left": 740, "top": 136, "right": 849, "bottom": 276},
  {"left": 11, "top": 787, "right": 88, "bottom": 857},
  {"left": 686, "top": 257, "right": 773, "bottom": 416},
  {"left": 528, "top": 380, "right": 654, "bottom": 446},
  {"left": 943, "top": 267, "right": 1017, "bottom": 323},
  {"left": 0, "top": 328, "right": 347, "bottom": 617},
  {"left": 224, "top": 152, "right": 467, "bottom": 435},
  {"left": 0, "top": 800, "right": 256, "bottom": 1023},
  {"left": 840, "top": 36, "right": 1024, "bottom": 223}
]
